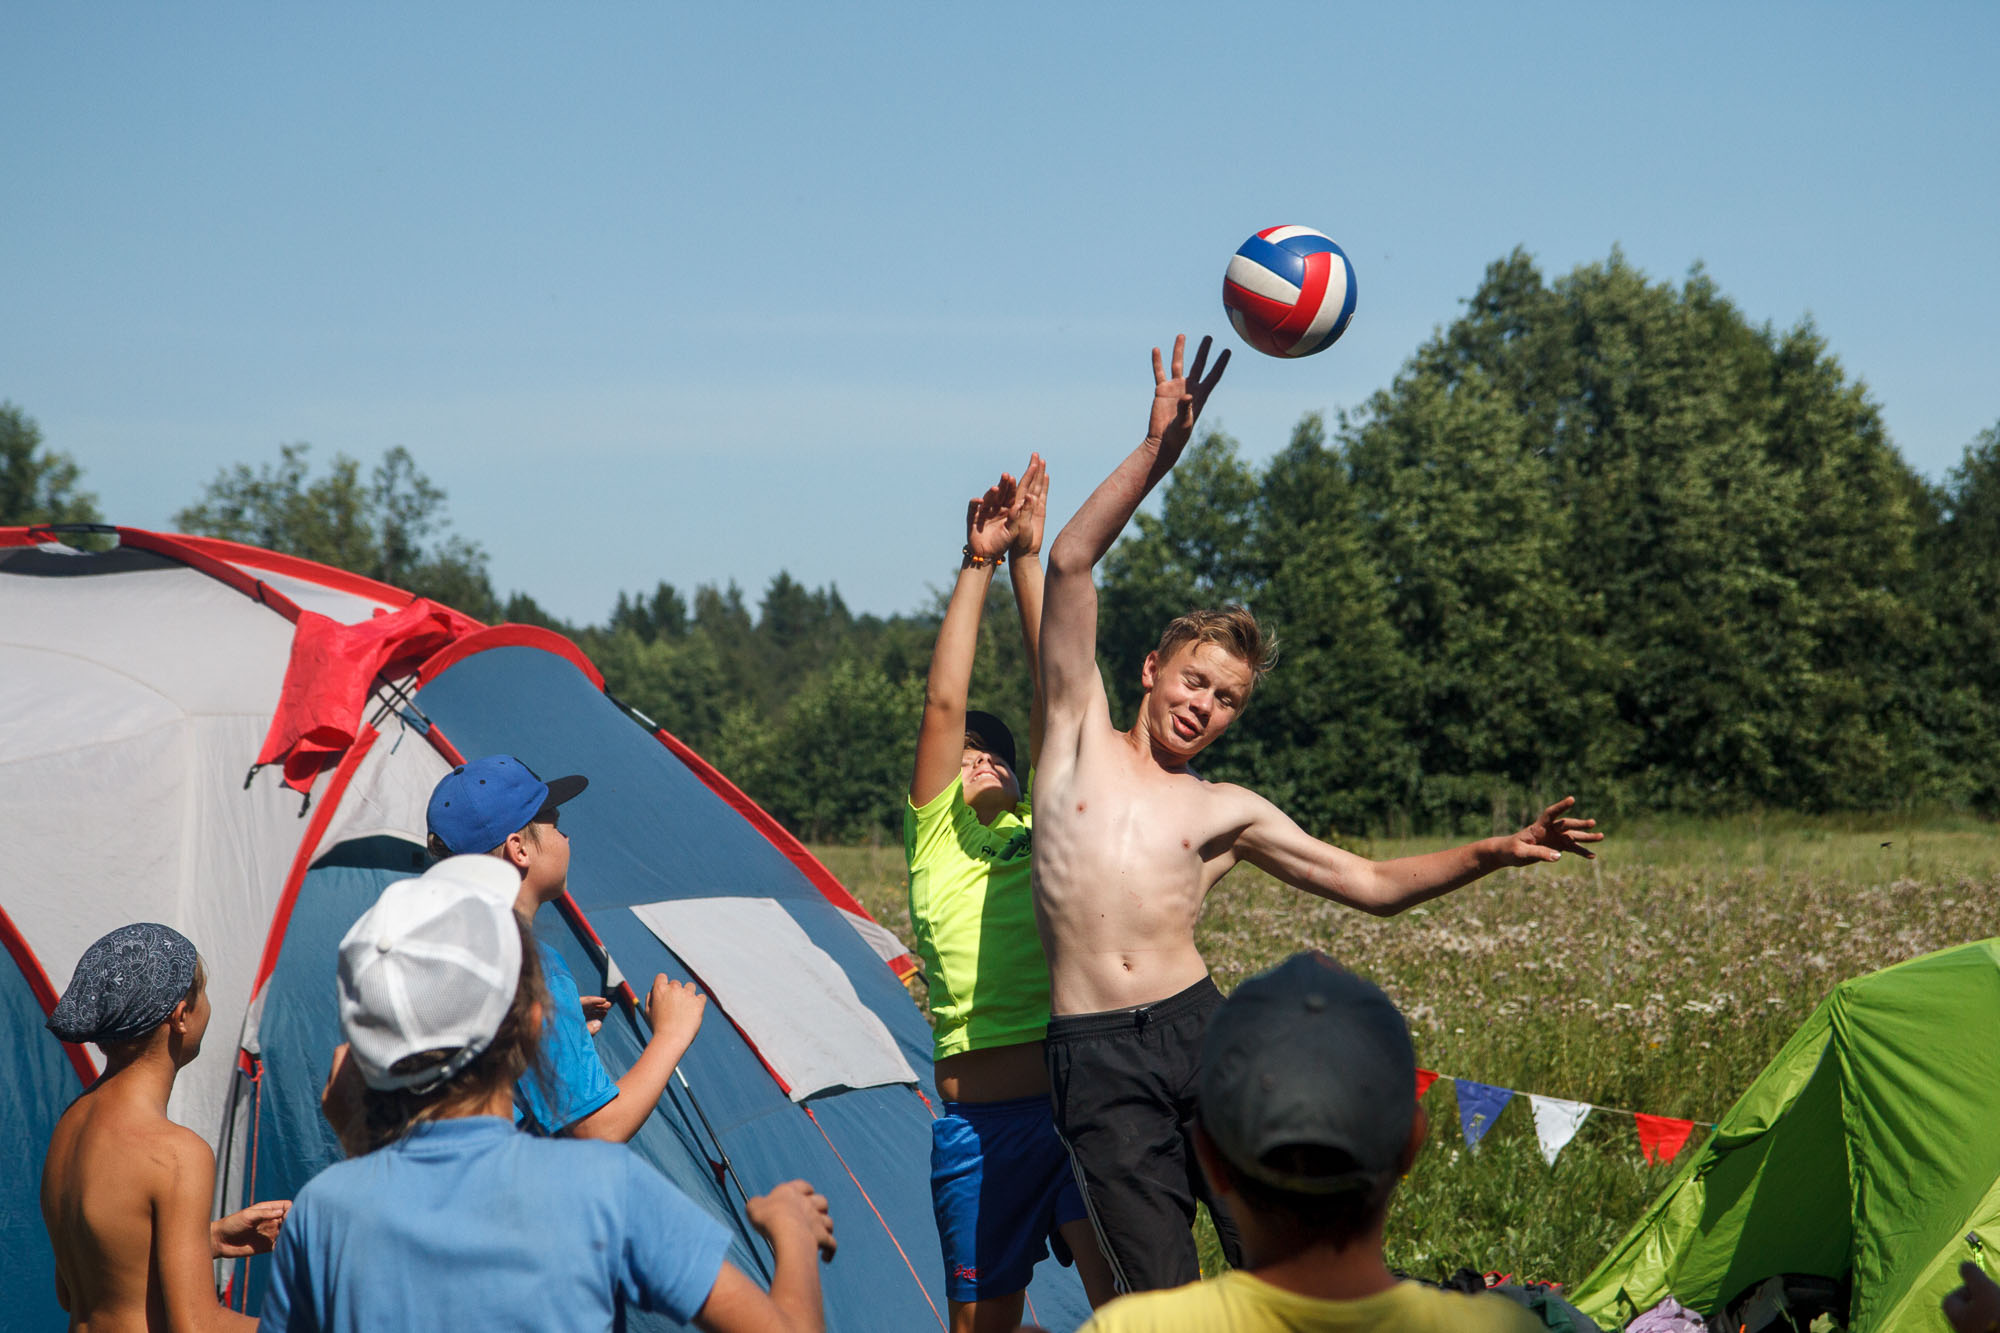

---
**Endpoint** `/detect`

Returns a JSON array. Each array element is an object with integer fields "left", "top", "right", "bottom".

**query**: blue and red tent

[{"left": 0, "top": 526, "right": 1090, "bottom": 1331}]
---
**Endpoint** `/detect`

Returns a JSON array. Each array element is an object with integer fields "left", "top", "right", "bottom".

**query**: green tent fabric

[{"left": 1571, "top": 938, "right": 2000, "bottom": 1331}]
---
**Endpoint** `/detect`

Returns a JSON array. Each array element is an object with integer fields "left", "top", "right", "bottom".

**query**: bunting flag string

[{"left": 1415, "top": 1066, "right": 1706, "bottom": 1167}]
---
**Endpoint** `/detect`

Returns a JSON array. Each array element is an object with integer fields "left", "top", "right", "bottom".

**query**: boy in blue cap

[{"left": 424, "top": 754, "right": 705, "bottom": 1140}]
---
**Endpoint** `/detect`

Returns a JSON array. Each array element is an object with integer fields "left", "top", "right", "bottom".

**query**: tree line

[{"left": 7, "top": 247, "right": 1998, "bottom": 840}]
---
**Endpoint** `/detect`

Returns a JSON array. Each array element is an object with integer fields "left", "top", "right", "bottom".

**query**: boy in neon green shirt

[{"left": 905, "top": 455, "right": 1116, "bottom": 1332}]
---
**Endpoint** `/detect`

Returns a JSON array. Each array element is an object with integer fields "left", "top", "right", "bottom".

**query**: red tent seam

[
  {"left": 0, "top": 902, "right": 97, "bottom": 1085},
  {"left": 248, "top": 727, "right": 383, "bottom": 995}
]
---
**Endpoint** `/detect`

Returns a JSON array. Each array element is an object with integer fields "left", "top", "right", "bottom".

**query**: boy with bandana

[{"left": 40, "top": 923, "right": 289, "bottom": 1331}]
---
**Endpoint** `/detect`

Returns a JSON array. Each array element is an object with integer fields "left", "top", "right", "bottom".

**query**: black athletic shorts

[{"left": 1044, "top": 976, "right": 1244, "bottom": 1294}]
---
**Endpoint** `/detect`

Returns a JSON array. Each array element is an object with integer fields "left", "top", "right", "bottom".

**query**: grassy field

[{"left": 816, "top": 814, "right": 2000, "bottom": 1288}]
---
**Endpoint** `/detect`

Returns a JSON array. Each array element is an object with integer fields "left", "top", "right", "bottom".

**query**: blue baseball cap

[{"left": 426, "top": 754, "right": 587, "bottom": 856}]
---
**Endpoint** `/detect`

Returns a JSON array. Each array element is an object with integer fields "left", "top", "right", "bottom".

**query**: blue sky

[{"left": 5, "top": 4, "right": 1995, "bottom": 623}]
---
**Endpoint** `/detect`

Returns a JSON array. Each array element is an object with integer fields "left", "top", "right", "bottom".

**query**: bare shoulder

[
  {"left": 114, "top": 1113, "right": 214, "bottom": 1191},
  {"left": 159, "top": 1119, "right": 215, "bottom": 1165},
  {"left": 1192, "top": 777, "right": 1280, "bottom": 827}
]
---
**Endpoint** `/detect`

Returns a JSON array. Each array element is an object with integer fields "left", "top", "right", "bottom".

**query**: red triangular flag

[
  {"left": 1415, "top": 1068, "right": 1438, "bottom": 1099},
  {"left": 1634, "top": 1113, "right": 1695, "bottom": 1165}
]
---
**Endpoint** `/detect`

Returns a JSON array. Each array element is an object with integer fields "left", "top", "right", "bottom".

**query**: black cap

[
  {"left": 963, "top": 710, "right": 1019, "bottom": 775},
  {"left": 1199, "top": 952, "right": 1416, "bottom": 1195}
]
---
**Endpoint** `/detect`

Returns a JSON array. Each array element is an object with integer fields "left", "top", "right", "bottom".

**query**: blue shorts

[{"left": 930, "top": 1094, "right": 1087, "bottom": 1302}]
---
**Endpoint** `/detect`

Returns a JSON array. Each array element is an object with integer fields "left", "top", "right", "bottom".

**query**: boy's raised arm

[
  {"left": 1006, "top": 455, "right": 1049, "bottom": 769},
  {"left": 1042, "top": 336, "right": 1228, "bottom": 725},
  {"left": 911, "top": 473, "right": 1020, "bottom": 807}
]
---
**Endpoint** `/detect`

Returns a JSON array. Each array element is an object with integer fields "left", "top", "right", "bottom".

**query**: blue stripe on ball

[
  {"left": 1274, "top": 231, "right": 1342, "bottom": 260},
  {"left": 1232, "top": 235, "right": 1307, "bottom": 289}
]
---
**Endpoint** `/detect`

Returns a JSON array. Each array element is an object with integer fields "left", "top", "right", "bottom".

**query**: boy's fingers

[
  {"left": 1152, "top": 346, "right": 1164, "bottom": 381},
  {"left": 1204, "top": 346, "right": 1231, "bottom": 391},
  {"left": 1171, "top": 333, "right": 1186, "bottom": 378}
]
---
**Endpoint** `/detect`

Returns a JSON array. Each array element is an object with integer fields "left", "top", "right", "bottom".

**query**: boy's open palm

[
  {"left": 211, "top": 1199, "right": 290, "bottom": 1257},
  {"left": 1008, "top": 453, "right": 1048, "bottom": 557},
  {"left": 966, "top": 474, "right": 1017, "bottom": 563},
  {"left": 1147, "top": 334, "right": 1229, "bottom": 459},
  {"left": 1499, "top": 796, "right": 1603, "bottom": 864}
]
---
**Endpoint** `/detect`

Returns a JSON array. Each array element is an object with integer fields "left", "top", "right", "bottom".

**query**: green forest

[{"left": 9, "top": 249, "right": 1999, "bottom": 841}]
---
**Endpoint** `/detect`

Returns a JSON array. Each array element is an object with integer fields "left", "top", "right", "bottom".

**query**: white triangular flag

[{"left": 1529, "top": 1095, "right": 1592, "bottom": 1165}]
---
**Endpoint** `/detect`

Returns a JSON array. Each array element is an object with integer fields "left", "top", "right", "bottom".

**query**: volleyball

[{"left": 1221, "top": 226, "right": 1358, "bottom": 359}]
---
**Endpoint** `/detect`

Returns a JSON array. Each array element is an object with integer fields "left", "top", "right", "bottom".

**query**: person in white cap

[{"left": 260, "top": 856, "right": 836, "bottom": 1333}]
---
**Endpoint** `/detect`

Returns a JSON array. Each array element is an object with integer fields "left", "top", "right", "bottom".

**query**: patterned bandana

[{"left": 47, "top": 923, "right": 198, "bottom": 1045}]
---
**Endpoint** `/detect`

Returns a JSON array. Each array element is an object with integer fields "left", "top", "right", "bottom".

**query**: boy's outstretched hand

[
  {"left": 1498, "top": 796, "right": 1604, "bottom": 864},
  {"left": 1146, "top": 334, "right": 1229, "bottom": 460},
  {"left": 1008, "top": 453, "right": 1048, "bottom": 559},
  {"left": 644, "top": 975, "right": 708, "bottom": 1051},
  {"left": 211, "top": 1199, "right": 290, "bottom": 1257},
  {"left": 748, "top": 1180, "right": 838, "bottom": 1263},
  {"left": 966, "top": 472, "right": 1017, "bottom": 564}
]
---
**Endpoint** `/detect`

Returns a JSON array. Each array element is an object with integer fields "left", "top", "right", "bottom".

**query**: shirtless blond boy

[
  {"left": 1034, "top": 335, "right": 1602, "bottom": 1293},
  {"left": 40, "top": 923, "right": 288, "bottom": 1331}
]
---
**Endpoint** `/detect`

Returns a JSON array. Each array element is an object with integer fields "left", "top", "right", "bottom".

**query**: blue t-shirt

[
  {"left": 517, "top": 940, "right": 619, "bottom": 1135},
  {"left": 258, "top": 1117, "right": 732, "bottom": 1332}
]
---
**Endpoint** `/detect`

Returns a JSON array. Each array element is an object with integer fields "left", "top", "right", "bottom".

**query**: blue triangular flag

[{"left": 1455, "top": 1079, "right": 1514, "bottom": 1149}]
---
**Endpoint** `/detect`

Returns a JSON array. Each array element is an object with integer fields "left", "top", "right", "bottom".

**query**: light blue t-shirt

[
  {"left": 258, "top": 1116, "right": 732, "bottom": 1332},
  {"left": 516, "top": 939, "right": 619, "bottom": 1135}
]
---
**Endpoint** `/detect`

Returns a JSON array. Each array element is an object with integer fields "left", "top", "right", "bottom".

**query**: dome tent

[
  {"left": 1571, "top": 938, "right": 2000, "bottom": 1331},
  {"left": 0, "top": 525, "right": 1091, "bottom": 1332}
]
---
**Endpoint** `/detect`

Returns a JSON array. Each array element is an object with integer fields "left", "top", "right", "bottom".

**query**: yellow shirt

[
  {"left": 1077, "top": 1272, "right": 1545, "bottom": 1333},
  {"left": 903, "top": 776, "right": 1050, "bottom": 1061}
]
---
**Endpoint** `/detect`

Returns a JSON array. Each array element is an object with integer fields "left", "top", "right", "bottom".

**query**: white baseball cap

[{"left": 337, "top": 855, "right": 524, "bottom": 1092}]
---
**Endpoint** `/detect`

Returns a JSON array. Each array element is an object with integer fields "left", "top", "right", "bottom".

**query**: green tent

[{"left": 1572, "top": 938, "right": 2000, "bottom": 1331}]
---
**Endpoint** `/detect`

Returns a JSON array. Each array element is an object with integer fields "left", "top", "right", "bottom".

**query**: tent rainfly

[{"left": 1571, "top": 937, "right": 2000, "bottom": 1331}]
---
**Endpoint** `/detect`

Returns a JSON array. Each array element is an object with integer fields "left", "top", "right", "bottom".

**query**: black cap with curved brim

[
  {"left": 962, "top": 710, "right": 1019, "bottom": 776},
  {"left": 1199, "top": 951, "right": 1416, "bottom": 1195}
]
